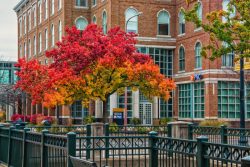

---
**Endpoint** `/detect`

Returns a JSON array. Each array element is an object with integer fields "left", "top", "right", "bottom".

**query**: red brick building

[{"left": 14, "top": 0, "right": 250, "bottom": 126}]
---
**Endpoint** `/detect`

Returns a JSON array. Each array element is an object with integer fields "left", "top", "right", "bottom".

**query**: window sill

[
  {"left": 178, "top": 33, "right": 185, "bottom": 37},
  {"left": 194, "top": 68, "right": 202, "bottom": 71},
  {"left": 74, "top": 6, "right": 89, "bottom": 9},
  {"left": 156, "top": 35, "right": 171, "bottom": 38},
  {"left": 178, "top": 70, "right": 185, "bottom": 74},
  {"left": 221, "top": 66, "right": 234, "bottom": 70},
  {"left": 194, "top": 27, "right": 202, "bottom": 32},
  {"left": 91, "top": 5, "right": 97, "bottom": 8}
]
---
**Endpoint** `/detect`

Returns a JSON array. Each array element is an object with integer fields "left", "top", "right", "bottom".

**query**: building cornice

[
  {"left": 136, "top": 36, "right": 176, "bottom": 43},
  {"left": 13, "top": 0, "right": 27, "bottom": 12}
]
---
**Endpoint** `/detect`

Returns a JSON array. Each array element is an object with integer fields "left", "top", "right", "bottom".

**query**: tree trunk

[{"left": 102, "top": 100, "right": 109, "bottom": 123}]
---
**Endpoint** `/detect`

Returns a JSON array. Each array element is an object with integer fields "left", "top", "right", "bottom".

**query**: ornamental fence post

[
  {"left": 86, "top": 124, "right": 91, "bottom": 159},
  {"left": 104, "top": 123, "right": 109, "bottom": 159},
  {"left": 67, "top": 132, "right": 76, "bottom": 167},
  {"left": 197, "top": 136, "right": 209, "bottom": 167},
  {"left": 149, "top": 131, "right": 158, "bottom": 167},
  {"left": 220, "top": 125, "right": 228, "bottom": 144},
  {"left": 41, "top": 129, "right": 49, "bottom": 167},
  {"left": 7, "top": 126, "right": 14, "bottom": 166},
  {"left": 167, "top": 123, "right": 172, "bottom": 137},
  {"left": 188, "top": 123, "right": 194, "bottom": 140},
  {"left": 241, "top": 156, "right": 250, "bottom": 167},
  {"left": 22, "top": 128, "right": 30, "bottom": 167}
]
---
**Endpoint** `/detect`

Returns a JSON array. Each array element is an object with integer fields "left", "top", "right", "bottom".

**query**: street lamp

[{"left": 124, "top": 12, "right": 143, "bottom": 126}]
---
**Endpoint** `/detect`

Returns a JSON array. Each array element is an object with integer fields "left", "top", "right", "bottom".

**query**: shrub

[
  {"left": 30, "top": 114, "right": 53, "bottom": 125},
  {"left": 159, "top": 118, "right": 172, "bottom": 126},
  {"left": 136, "top": 126, "right": 148, "bottom": 134},
  {"left": 109, "top": 122, "right": 119, "bottom": 133},
  {"left": 199, "top": 119, "right": 229, "bottom": 127},
  {"left": 131, "top": 117, "right": 141, "bottom": 125},
  {"left": 11, "top": 114, "right": 25, "bottom": 122},
  {"left": 83, "top": 116, "right": 95, "bottom": 124}
]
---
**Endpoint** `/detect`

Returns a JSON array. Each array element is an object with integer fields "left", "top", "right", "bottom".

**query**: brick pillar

[
  {"left": 205, "top": 81, "right": 218, "bottom": 119},
  {"left": 61, "top": 105, "right": 71, "bottom": 125}
]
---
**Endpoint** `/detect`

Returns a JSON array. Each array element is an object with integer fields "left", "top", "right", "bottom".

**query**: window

[
  {"left": 71, "top": 101, "right": 89, "bottom": 120},
  {"left": 19, "top": 45, "right": 22, "bottom": 57},
  {"left": 45, "top": 0, "right": 48, "bottom": 19},
  {"left": 118, "top": 88, "right": 133, "bottom": 119},
  {"left": 23, "top": 15, "right": 26, "bottom": 34},
  {"left": 102, "top": 11, "right": 107, "bottom": 34},
  {"left": 75, "top": 17, "right": 88, "bottom": 30},
  {"left": 195, "top": 42, "right": 202, "bottom": 69},
  {"left": 137, "top": 47, "right": 173, "bottom": 117},
  {"left": 218, "top": 81, "right": 240, "bottom": 118},
  {"left": 28, "top": 39, "right": 31, "bottom": 57},
  {"left": 39, "top": 3, "right": 42, "bottom": 23},
  {"left": 92, "top": 0, "right": 96, "bottom": 6},
  {"left": 76, "top": 0, "right": 87, "bottom": 7},
  {"left": 24, "top": 42, "right": 26, "bottom": 57},
  {"left": 33, "top": 7, "right": 36, "bottom": 27},
  {"left": 51, "top": 0, "right": 54, "bottom": 15},
  {"left": 125, "top": 8, "right": 138, "bottom": 33},
  {"left": 28, "top": 11, "right": 31, "bottom": 31},
  {"left": 39, "top": 33, "right": 42, "bottom": 52},
  {"left": 179, "top": 11, "right": 185, "bottom": 34},
  {"left": 92, "top": 15, "right": 97, "bottom": 24},
  {"left": 157, "top": 10, "right": 170, "bottom": 35},
  {"left": 179, "top": 82, "right": 204, "bottom": 118},
  {"left": 58, "top": 0, "right": 62, "bottom": 10},
  {"left": 58, "top": 20, "right": 62, "bottom": 41},
  {"left": 19, "top": 18, "right": 22, "bottom": 37},
  {"left": 179, "top": 46, "right": 185, "bottom": 71},
  {"left": 45, "top": 59, "right": 48, "bottom": 65},
  {"left": 45, "top": 29, "right": 48, "bottom": 50},
  {"left": 222, "top": 42, "right": 234, "bottom": 67},
  {"left": 197, "top": 2, "right": 202, "bottom": 21},
  {"left": 222, "top": 0, "right": 236, "bottom": 22},
  {"left": 33, "top": 36, "right": 36, "bottom": 55},
  {"left": 51, "top": 24, "right": 55, "bottom": 46}
]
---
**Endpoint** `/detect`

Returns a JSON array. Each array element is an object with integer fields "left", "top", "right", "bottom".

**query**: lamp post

[
  {"left": 124, "top": 12, "right": 142, "bottom": 126},
  {"left": 239, "top": 53, "right": 247, "bottom": 145}
]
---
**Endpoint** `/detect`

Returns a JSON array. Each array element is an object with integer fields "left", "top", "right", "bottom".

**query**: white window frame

[
  {"left": 33, "top": 36, "right": 36, "bottom": 56},
  {"left": 195, "top": 42, "right": 202, "bottom": 69},
  {"left": 28, "top": 39, "right": 31, "bottom": 57},
  {"left": 51, "top": 0, "right": 54, "bottom": 15},
  {"left": 51, "top": 24, "right": 55, "bottom": 46},
  {"left": 102, "top": 10, "right": 107, "bottom": 34},
  {"left": 157, "top": 10, "right": 170, "bottom": 36},
  {"left": 23, "top": 14, "right": 26, "bottom": 34},
  {"left": 39, "top": 33, "right": 42, "bottom": 53},
  {"left": 19, "top": 18, "right": 22, "bottom": 37},
  {"left": 45, "top": 29, "right": 48, "bottom": 50},
  {"left": 92, "top": 15, "right": 97, "bottom": 24},
  {"left": 39, "top": 2, "right": 42, "bottom": 24},
  {"left": 24, "top": 42, "right": 26, "bottom": 57},
  {"left": 33, "top": 6, "right": 37, "bottom": 27},
  {"left": 178, "top": 11, "right": 185, "bottom": 35},
  {"left": 58, "top": 20, "right": 62, "bottom": 41},
  {"left": 45, "top": 0, "right": 48, "bottom": 19},
  {"left": 75, "top": 0, "right": 88, "bottom": 8},
  {"left": 75, "top": 16, "right": 88, "bottom": 30},
  {"left": 125, "top": 7, "right": 139, "bottom": 33},
  {"left": 58, "top": 0, "right": 62, "bottom": 10}
]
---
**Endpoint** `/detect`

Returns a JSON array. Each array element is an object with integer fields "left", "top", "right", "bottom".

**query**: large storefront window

[
  {"left": 138, "top": 47, "right": 173, "bottom": 118},
  {"left": 178, "top": 82, "right": 204, "bottom": 118},
  {"left": 218, "top": 81, "right": 250, "bottom": 118}
]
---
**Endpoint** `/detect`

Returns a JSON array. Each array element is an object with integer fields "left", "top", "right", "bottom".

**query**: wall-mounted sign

[{"left": 190, "top": 74, "right": 202, "bottom": 81}]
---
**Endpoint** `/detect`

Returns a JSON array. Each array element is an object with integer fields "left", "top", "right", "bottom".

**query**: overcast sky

[{"left": 0, "top": 0, "right": 20, "bottom": 61}]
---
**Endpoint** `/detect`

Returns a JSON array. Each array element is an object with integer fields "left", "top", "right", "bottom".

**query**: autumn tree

[
  {"left": 183, "top": 0, "right": 249, "bottom": 60},
  {"left": 16, "top": 25, "right": 175, "bottom": 121}
]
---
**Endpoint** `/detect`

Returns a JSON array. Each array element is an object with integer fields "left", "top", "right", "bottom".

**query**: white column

[
  {"left": 110, "top": 93, "right": 117, "bottom": 118},
  {"left": 153, "top": 96, "right": 159, "bottom": 119},
  {"left": 95, "top": 99, "right": 103, "bottom": 118},
  {"left": 133, "top": 90, "right": 140, "bottom": 118}
]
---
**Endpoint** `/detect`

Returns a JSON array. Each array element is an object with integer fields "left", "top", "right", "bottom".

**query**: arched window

[
  {"left": 75, "top": 17, "right": 88, "bottom": 30},
  {"left": 92, "top": 15, "right": 97, "bottom": 24},
  {"left": 24, "top": 42, "right": 26, "bottom": 57},
  {"left": 102, "top": 11, "right": 107, "bottom": 34},
  {"left": 58, "top": 20, "right": 62, "bottom": 41},
  {"left": 19, "top": 18, "right": 22, "bottom": 37},
  {"left": 179, "top": 11, "right": 185, "bottom": 34},
  {"left": 51, "top": 24, "right": 55, "bottom": 46},
  {"left": 195, "top": 42, "right": 202, "bottom": 69},
  {"left": 33, "top": 36, "right": 36, "bottom": 55},
  {"left": 28, "top": 39, "right": 31, "bottom": 57},
  {"left": 222, "top": 42, "right": 234, "bottom": 67},
  {"left": 222, "top": 0, "right": 236, "bottom": 22},
  {"left": 45, "top": 0, "right": 48, "bottom": 19},
  {"left": 125, "top": 8, "right": 138, "bottom": 33},
  {"left": 58, "top": 0, "right": 62, "bottom": 10},
  {"left": 197, "top": 2, "right": 202, "bottom": 21},
  {"left": 39, "top": 33, "right": 42, "bottom": 53},
  {"left": 39, "top": 3, "right": 42, "bottom": 23},
  {"left": 179, "top": 46, "right": 185, "bottom": 71},
  {"left": 33, "top": 7, "right": 36, "bottom": 27},
  {"left": 23, "top": 15, "right": 26, "bottom": 34},
  {"left": 45, "top": 29, "right": 48, "bottom": 50},
  {"left": 28, "top": 11, "right": 31, "bottom": 31},
  {"left": 157, "top": 10, "right": 170, "bottom": 35}
]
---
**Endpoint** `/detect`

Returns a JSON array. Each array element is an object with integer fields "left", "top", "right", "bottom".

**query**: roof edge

[{"left": 13, "top": 0, "right": 27, "bottom": 12}]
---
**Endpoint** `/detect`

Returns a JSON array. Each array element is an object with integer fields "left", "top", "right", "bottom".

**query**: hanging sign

[{"left": 190, "top": 74, "right": 202, "bottom": 81}]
